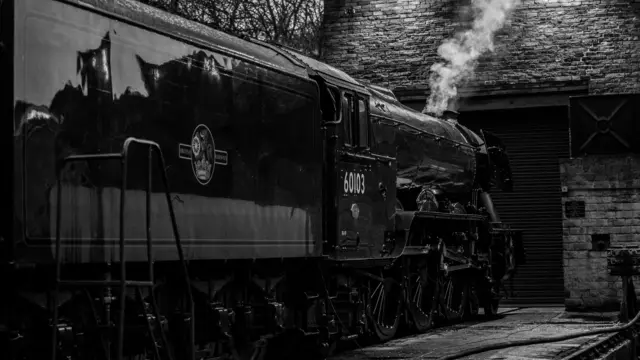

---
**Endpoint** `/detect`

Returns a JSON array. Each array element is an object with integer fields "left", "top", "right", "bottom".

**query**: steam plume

[{"left": 424, "top": 0, "right": 519, "bottom": 116}]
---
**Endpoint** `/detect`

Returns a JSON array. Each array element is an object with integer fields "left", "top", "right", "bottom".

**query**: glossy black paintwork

[
  {"left": 9, "top": 0, "right": 513, "bottom": 266},
  {"left": 65, "top": 0, "right": 310, "bottom": 80},
  {"left": 1, "top": 0, "right": 14, "bottom": 264},
  {"left": 13, "top": 0, "right": 323, "bottom": 263},
  {"left": 367, "top": 86, "right": 478, "bottom": 196},
  {"left": 331, "top": 151, "right": 398, "bottom": 260}
]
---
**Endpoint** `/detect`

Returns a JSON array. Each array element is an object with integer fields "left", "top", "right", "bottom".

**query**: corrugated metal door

[{"left": 459, "top": 106, "right": 569, "bottom": 305}]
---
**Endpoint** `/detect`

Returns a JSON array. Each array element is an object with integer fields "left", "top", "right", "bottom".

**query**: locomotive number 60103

[{"left": 343, "top": 171, "right": 366, "bottom": 195}]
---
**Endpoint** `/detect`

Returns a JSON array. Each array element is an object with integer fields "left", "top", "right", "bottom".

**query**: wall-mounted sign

[{"left": 565, "top": 200, "right": 586, "bottom": 218}]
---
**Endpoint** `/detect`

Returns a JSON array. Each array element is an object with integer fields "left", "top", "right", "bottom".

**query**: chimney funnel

[{"left": 443, "top": 110, "right": 459, "bottom": 121}]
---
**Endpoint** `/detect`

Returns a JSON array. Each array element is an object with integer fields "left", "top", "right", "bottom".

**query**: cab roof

[{"left": 279, "top": 47, "right": 369, "bottom": 93}]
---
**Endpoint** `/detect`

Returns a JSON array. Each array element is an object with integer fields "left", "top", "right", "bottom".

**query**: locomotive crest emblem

[{"left": 178, "top": 124, "right": 228, "bottom": 185}]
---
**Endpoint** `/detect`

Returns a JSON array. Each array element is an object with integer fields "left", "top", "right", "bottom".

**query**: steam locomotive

[{"left": 0, "top": 0, "right": 524, "bottom": 359}]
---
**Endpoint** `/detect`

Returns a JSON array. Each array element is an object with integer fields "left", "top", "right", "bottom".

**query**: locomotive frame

[{"left": 0, "top": 1, "right": 525, "bottom": 360}]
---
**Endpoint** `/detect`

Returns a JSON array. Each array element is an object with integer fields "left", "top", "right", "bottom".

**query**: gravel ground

[{"left": 329, "top": 308, "right": 621, "bottom": 360}]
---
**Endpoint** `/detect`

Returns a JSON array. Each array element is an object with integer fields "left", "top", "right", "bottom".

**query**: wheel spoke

[
  {"left": 405, "top": 258, "right": 438, "bottom": 332},
  {"left": 372, "top": 283, "right": 383, "bottom": 317},
  {"left": 439, "top": 269, "right": 468, "bottom": 321},
  {"left": 413, "top": 278, "right": 422, "bottom": 305},
  {"left": 367, "top": 274, "right": 401, "bottom": 341}
]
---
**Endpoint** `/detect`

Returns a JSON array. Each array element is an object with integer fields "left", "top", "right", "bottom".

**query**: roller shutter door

[{"left": 459, "top": 106, "right": 569, "bottom": 305}]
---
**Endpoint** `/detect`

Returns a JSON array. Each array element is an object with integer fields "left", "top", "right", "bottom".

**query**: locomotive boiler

[
  {"left": 365, "top": 84, "right": 513, "bottom": 213},
  {"left": 0, "top": 1, "right": 524, "bottom": 360}
]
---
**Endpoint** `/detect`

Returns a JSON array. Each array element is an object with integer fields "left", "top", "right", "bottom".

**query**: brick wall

[
  {"left": 321, "top": 0, "right": 640, "bottom": 95},
  {"left": 560, "top": 155, "right": 640, "bottom": 310}
]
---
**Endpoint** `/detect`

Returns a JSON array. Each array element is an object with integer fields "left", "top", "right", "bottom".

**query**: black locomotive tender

[{"left": 0, "top": 0, "right": 525, "bottom": 359}]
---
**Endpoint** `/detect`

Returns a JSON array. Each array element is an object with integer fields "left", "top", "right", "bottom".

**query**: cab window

[
  {"left": 342, "top": 92, "right": 370, "bottom": 148},
  {"left": 357, "top": 98, "right": 369, "bottom": 148},
  {"left": 322, "top": 85, "right": 341, "bottom": 123},
  {"left": 330, "top": 87, "right": 341, "bottom": 122},
  {"left": 342, "top": 93, "right": 354, "bottom": 145}
]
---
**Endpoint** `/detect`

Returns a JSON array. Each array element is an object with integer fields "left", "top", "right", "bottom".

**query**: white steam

[{"left": 424, "top": 0, "right": 520, "bottom": 116}]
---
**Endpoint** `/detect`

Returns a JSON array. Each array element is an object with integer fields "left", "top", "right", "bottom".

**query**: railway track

[
  {"left": 328, "top": 307, "right": 638, "bottom": 360},
  {"left": 561, "top": 324, "right": 638, "bottom": 360}
]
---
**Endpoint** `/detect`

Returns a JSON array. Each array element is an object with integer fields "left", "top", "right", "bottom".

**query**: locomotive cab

[
  {"left": 318, "top": 84, "right": 398, "bottom": 259},
  {"left": 330, "top": 88, "right": 398, "bottom": 259},
  {"left": 279, "top": 50, "right": 399, "bottom": 259}
]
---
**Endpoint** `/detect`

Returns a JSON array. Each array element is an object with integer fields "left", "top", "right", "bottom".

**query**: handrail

[
  {"left": 121, "top": 137, "right": 194, "bottom": 360},
  {"left": 52, "top": 137, "right": 194, "bottom": 360}
]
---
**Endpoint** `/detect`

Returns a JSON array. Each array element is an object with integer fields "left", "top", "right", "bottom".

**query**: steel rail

[{"left": 436, "top": 310, "right": 640, "bottom": 360}]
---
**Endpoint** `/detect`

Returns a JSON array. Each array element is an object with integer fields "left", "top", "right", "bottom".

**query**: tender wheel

[
  {"left": 188, "top": 280, "right": 273, "bottom": 360},
  {"left": 439, "top": 269, "right": 468, "bottom": 322},
  {"left": 405, "top": 256, "right": 439, "bottom": 332},
  {"left": 366, "top": 273, "right": 402, "bottom": 342}
]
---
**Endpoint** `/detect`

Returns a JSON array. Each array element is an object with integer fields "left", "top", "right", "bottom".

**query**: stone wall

[
  {"left": 321, "top": 0, "right": 640, "bottom": 96},
  {"left": 560, "top": 155, "right": 640, "bottom": 310}
]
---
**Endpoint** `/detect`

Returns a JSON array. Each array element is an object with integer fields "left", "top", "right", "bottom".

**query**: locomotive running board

[
  {"left": 444, "top": 263, "right": 475, "bottom": 273},
  {"left": 404, "top": 210, "right": 486, "bottom": 222}
]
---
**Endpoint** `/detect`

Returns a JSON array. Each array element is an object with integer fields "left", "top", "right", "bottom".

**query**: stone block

[
  {"left": 612, "top": 219, "right": 629, "bottom": 226},
  {"left": 568, "top": 258, "right": 590, "bottom": 268},
  {"left": 618, "top": 203, "right": 634, "bottom": 211},
  {"left": 565, "top": 298, "right": 583, "bottom": 310},
  {"left": 564, "top": 250, "right": 587, "bottom": 259},
  {"left": 613, "top": 233, "right": 634, "bottom": 242},
  {"left": 564, "top": 242, "right": 591, "bottom": 251},
  {"left": 567, "top": 234, "right": 588, "bottom": 243},
  {"left": 616, "top": 211, "right": 633, "bottom": 219}
]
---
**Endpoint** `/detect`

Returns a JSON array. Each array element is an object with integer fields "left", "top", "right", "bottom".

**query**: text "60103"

[{"left": 343, "top": 171, "right": 365, "bottom": 195}]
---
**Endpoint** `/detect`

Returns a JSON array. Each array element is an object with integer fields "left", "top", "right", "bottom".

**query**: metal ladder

[{"left": 51, "top": 137, "right": 195, "bottom": 360}]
